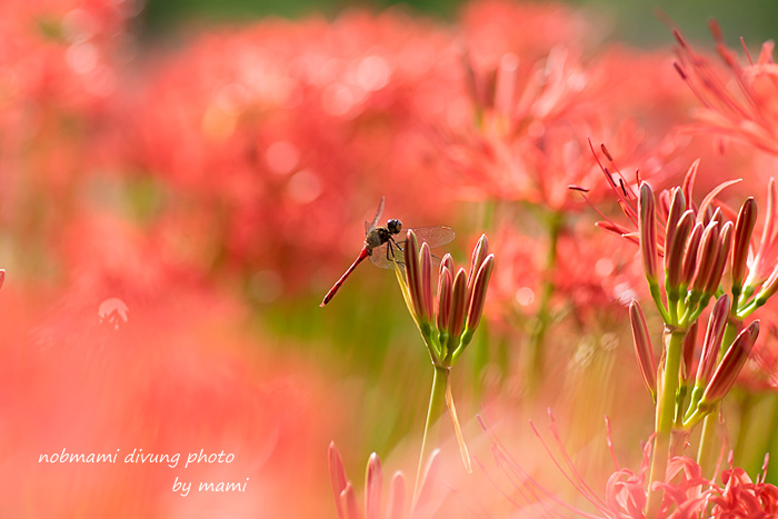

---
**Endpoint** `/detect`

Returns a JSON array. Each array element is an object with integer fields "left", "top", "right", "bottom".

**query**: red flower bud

[
  {"left": 667, "top": 210, "right": 695, "bottom": 290},
  {"left": 448, "top": 268, "right": 468, "bottom": 338},
  {"left": 732, "top": 198, "right": 757, "bottom": 293},
  {"left": 466, "top": 254, "right": 495, "bottom": 332},
  {"left": 695, "top": 295, "right": 730, "bottom": 385},
  {"left": 700, "top": 321, "right": 759, "bottom": 405},
  {"left": 629, "top": 300, "right": 657, "bottom": 398},
  {"left": 639, "top": 182, "right": 659, "bottom": 281}
]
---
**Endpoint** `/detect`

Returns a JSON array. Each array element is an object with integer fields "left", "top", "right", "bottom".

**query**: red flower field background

[{"left": 5, "top": 0, "right": 778, "bottom": 517}]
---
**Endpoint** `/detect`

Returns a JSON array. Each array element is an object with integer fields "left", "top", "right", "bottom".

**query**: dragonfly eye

[{"left": 387, "top": 219, "right": 402, "bottom": 234}]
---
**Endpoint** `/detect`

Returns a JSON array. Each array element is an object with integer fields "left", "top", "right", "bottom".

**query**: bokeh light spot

[
  {"left": 266, "top": 141, "right": 300, "bottom": 175},
  {"left": 595, "top": 258, "right": 614, "bottom": 277},
  {"left": 321, "top": 84, "right": 354, "bottom": 116},
  {"left": 287, "top": 169, "right": 321, "bottom": 204},
  {"left": 357, "top": 55, "right": 391, "bottom": 92},
  {"left": 515, "top": 287, "right": 535, "bottom": 306},
  {"left": 66, "top": 42, "right": 99, "bottom": 75},
  {"left": 98, "top": 298, "right": 129, "bottom": 330}
]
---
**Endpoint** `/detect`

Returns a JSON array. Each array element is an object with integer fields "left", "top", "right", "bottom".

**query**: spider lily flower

[
  {"left": 747, "top": 180, "right": 778, "bottom": 289},
  {"left": 594, "top": 151, "right": 741, "bottom": 327},
  {"left": 638, "top": 188, "right": 730, "bottom": 326},
  {"left": 397, "top": 231, "right": 495, "bottom": 367},
  {"left": 710, "top": 178, "right": 778, "bottom": 319},
  {"left": 391, "top": 231, "right": 493, "bottom": 485},
  {"left": 328, "top": 442, "right": 441, "bottom": 519},
  {"left": 675, "top": 22, "right": 778, "bottom": 156},
  {"left": 481, "top": 410, "right": 778, "bottom": 519}
]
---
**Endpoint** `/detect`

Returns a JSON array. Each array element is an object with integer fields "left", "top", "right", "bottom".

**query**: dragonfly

[{"left": 320, "top": 198, "right": 455, "bottom": 307}]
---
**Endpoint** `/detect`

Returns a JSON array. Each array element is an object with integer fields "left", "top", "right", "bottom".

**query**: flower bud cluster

[
  {"left": 639, "top": 181, "right": 734, "bottom": 327},
  {"left": 629, "top": 296, "right": 760, "bottom": 427},
  {"left": 397, "top": 232, "right": 495, "bottom": 369}
]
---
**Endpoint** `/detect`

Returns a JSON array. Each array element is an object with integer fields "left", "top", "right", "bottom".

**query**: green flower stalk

[
  {"left": 390, "top": 231, "right": 494, "bottom": 503},
  {"left": 593, "top": 151, "right": 777, "bottom": 516}
]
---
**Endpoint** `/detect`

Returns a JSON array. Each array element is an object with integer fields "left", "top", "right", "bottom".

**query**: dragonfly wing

[
  {"left": 366, "top": 197, "right": 385, "bottom": 234},
  {"left": 369, "top": 241, "right": 403, "bottom": 269},
  {"left": 368, "top": 224, "right": 454, "bottom": 270},
  {"left": 369, "top": 241, "right": 446, "bottom": 271},
  {"left": 399, "top": 225, "right": 456, "bottom": 249}
]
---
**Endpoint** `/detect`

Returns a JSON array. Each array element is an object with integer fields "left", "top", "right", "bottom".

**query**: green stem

[
  {"left": 696, "top": 411, "right": 718, "bottom": 478},
  {"left": 526, "top": 210, "right": 564, "bottom": 392},
  {"left": 646, "top": 328, "right": 686, "bottom": 518},
  {"left": 414, "top": 365, "right": 449, "bottom": 506}
]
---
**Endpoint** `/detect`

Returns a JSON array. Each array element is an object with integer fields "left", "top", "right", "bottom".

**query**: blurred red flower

[{"left": 114, "top": 11, "right": 464, "bottom": 299}]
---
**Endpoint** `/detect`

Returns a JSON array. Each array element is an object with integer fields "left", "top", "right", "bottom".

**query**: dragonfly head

[{"left": 387, "top": 219, "right": 402, "bottom": 235}]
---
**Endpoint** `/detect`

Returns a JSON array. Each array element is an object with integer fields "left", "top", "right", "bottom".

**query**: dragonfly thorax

[
  {"left": 364, "top": 219, "right": 403, "bottom": 254},
  {"left": 365, "top": 228, "right": 391, "bottom": 252}
]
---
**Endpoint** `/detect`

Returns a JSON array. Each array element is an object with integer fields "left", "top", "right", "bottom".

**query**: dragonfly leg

[{"left": 386, "top": 238, "right": 406, "bottom": 266}]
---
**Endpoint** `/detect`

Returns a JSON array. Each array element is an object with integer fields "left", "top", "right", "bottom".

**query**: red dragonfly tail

[{"left": 320, "top": 247, "right": 370, "bottom": 307}]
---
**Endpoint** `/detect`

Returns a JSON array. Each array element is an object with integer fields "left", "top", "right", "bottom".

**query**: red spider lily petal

[
  {"left": 654, "top": 457, "right": 710, "bottom": 517},
  {"left": 465, "top": 234, "right": 490, "bottom": 312},
  {"left": 676, "top": 23, "right": 778, "bottom": 157},
  {"left": 732, "top": 197, "right": 757, "bottom": 292},
  {"left": 639, "top": 182, "right": 659, "bottom": 281},
  {"left": 682, "top": 222, "right": 704, "bottom": 287},
  {"left": 695, "top": 179, "right": 742, "bottom": 226},
  {"left": 440, "top": 253, "right": 454, "bottom": 276},
  {"left": 629, "top": 300, "right": 657, "bottom": 397},
  {"left": 596, "top": 220, "right": 641, "bottom": 242},
  {"left": 448, "top": 268, "right": 468, "bottom": 339},
  {"left": 696, "top": 295, "right": 731, "bottom": 385},
  {"left": 386, "top": 472, "right": 406, "bottom": 519},
  {"left": 466, "top": 254, "right": 495, "bottom": 332},
  {"left": 667, "top": 210, "right": 695, "bottom": 290},
  {"left": 341, "top": 482, "right": 363, "bottom": 519},
  {"left": 404, "top": 231, "right": 425, "bottom": 322},
  {"left": 691, "top": 220, "right": 721, "bottom": 293},
  {"left": 366, "top": 453, "right": 383, "bottom": 519},
  {"left": 414, "top": 448, "right": 442, "bottom": 512},
  {"left": 709, "top": 466, "right": 778, "bottom": 517},
  {"left": 749, "top": 178, "right": 778, "bottom": 287},
  {"left": 469, "top": 234, "right": 490, "bottom": 286},
  {"left": 419, "top": 242, "right": 433, "bottom": 323},
  {"left": 436, "top": 265, "right": 453, "bottom": 332},
  {"left": 681, "top": 160, "right": 700, "bottom": 213},
  {"left": 327, "top": 449, "right": 412, "bottom": 519},
  {"left": 665, "top": 188, "right": 686, "bottom": 260},
  {"left": 682, "top": 320, "right": 699, "bottom": 383},
  {"left": 330, "top": 442, "right": 349, "bottom": 519},
  {"left": 704, "top": 221, "right": 734, "bottom": 295},
  {"left": 606, "top": 469, "right": 647, "bottom": 518}
]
